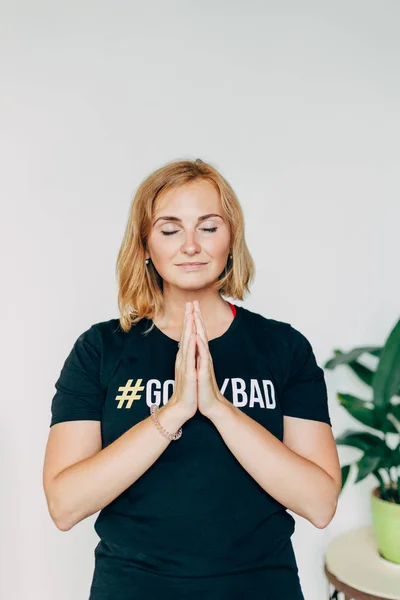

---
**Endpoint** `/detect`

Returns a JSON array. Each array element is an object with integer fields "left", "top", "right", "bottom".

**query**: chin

[{"left": 171, "top": 274, "right": 216, "bottom": 290}]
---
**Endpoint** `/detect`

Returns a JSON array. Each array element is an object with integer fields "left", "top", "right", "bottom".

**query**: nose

[{"left": 180, "top": 231, "right": 202, "bottom": 255}]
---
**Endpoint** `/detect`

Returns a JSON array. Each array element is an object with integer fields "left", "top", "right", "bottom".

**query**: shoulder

[
  {"left": 86, "top": 317, "right": 125, "bottom": 341},
  {"left": 72, "top": 316, "right": 144, "bottom": 363},
  {"left": 70, "top": 317, "right": 121, "bottom": 352},
  {"left": 238, "top": 306, "right": 314, "bottom": 361},
  {"left": 239, "top": 305, "right": 301, "bottom": 342},
  {"left": 74, "top": 317, "right": 147, "bottom": 388},
  {"left": 83, "top": 316, "right": 143, "bottom": 346}
]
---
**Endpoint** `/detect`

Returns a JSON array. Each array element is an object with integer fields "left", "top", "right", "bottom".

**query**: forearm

[
  {"left": 50, "top": 402, "right": 187, "bottom": 531},
  {"left": 208, "top": 400, "right": 338, "bottom": 528}
]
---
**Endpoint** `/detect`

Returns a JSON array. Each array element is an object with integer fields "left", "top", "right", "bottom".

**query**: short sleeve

[
  {"left": 281, "top": 326, "right": 332, "bottom": 426},
  {"left": 50, "top": 325, "right": 105, "bottom": 427}
]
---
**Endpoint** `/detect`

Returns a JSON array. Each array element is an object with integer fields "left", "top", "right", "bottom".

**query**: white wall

[{"left": 1, "top": 1, "right": 399, "bottom": 598}]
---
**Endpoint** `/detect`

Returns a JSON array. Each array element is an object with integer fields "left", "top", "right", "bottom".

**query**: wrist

[
  {"left": 159, "top": 399, "right": 191, "bottom": 429},
  {"left": 205, "top": 395, "right": 232, "bottom": 423}
]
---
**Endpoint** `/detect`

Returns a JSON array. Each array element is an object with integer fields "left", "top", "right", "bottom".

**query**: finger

[
  {"left": 197, "top": 331, "right": 209, "bottom": 367},
  {"left": 180, "top": 303, "right": 193, "bottom": 356},
  {"left": 193, "top": 301, "right": 206, "bottom": 330},
  {"left": 191, "top": 309, "right": 199, "bottom": 366},
  {"left": 193, "top": 305, "right": 208, "bottom": 346},
  {"left": 193, "top": 312, "right": 206, "bottom": 346},
  {"left": 185, "top": 305, "right": 196, "bottom": 372},
  {"left": 186, "top": 308, "right": 197, "bottom": 359},
  {"left": 188, "top": 330, "right": 196, "bottom": 374}
]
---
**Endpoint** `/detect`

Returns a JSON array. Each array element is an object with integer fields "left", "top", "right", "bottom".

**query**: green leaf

[
  {"left": 383, "top": 444, "right": 400, "bottom": 469},
  {"left": 338, "top": 393, "right": 378, "bottom": 428},
  {"left": 346, "top": 361, "right": 374, "bottom": 387},
  {"left": 390, "top": 404, "right": 400, "bottom": 433},
  {"left": 340, "top": 464, "right": 351, "bottom": 492},
  {"left": 355, "top": 450, "right": 385, "bottom": 483},
  {"left": 372, "top": 469, "right": 388, "bottom": 499},
  {"left": 337, "top": 393, "right": 399, "bottom": 433},
  {"left": 373, "top": 319, "right": 400, "bottom": 409},
  {"left": 385, "top": 414, "right": 400, "bottom": 434},
  {"left": 335, "top": 430, "right": 384, "bottom": 452},
  {"left": 324, "top": 347, "right": 382, "bottom": 369},
  {"left": 370, "top": 349, "right": 382, "bottom": 358}
]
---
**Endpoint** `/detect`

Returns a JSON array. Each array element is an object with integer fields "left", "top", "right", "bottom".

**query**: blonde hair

[{"left": 115, "top": 158, "right": 255, "bottom": 333}]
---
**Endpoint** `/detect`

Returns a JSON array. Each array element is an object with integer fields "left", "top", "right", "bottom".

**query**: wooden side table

[{"left": 324, "top": 525, "right": 400, "bottom": 600}]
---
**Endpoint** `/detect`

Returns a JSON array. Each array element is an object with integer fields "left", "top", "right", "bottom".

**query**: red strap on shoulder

[{"left": 227, "top": 302, "right": 237, "bottom": 317}]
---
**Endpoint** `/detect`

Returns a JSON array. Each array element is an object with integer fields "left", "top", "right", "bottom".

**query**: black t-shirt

[{"left": 50, "top": 304, "right": 331, "bottom": 600}]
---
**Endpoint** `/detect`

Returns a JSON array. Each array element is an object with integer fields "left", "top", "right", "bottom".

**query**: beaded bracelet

[{"left": 150, "top": 404, "right": 183, "bottom": 441}]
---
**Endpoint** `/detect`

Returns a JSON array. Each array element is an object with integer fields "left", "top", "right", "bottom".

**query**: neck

[{"left": 156, "top": 289, "right": 231, "bottom": 329}]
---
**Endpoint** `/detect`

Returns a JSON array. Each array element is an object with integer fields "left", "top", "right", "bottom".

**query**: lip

[{"left": 177, "top": 263, "right": 207, "bottom": 270}]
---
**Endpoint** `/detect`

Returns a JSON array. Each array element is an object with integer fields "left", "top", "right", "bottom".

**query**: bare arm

[
  {"left": 207, "top": 399, "right": 340, "bottom": 529},
  {"left": 44, "top": 400, "right": 187, "bottom": 531}
]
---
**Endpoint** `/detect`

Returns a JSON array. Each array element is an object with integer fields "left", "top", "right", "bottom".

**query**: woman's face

[{"left": 146, "top": 179, "right": 231, "bottom": 292}]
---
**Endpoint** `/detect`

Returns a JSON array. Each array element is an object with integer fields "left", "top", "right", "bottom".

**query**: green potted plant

[{"left": 324, "top": 318, "right": 400, "bottom": 564}]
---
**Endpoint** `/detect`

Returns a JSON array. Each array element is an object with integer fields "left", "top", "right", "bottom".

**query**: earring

[{"left": 145, "top": 258, "right": 149, "bottom": 265}]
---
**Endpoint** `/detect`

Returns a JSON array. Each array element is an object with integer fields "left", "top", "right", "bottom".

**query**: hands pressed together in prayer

[{"left": 169, "top": 300, "right": 229, "bottom": 420}]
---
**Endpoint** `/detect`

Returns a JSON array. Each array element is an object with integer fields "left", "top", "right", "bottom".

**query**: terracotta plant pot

[{"left": 370, "top": 484, "right": 400, "bottom": 564}]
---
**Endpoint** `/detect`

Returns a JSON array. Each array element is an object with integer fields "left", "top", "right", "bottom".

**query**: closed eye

[{"left": 161, "top": 227, "right": 218, "bottom": 236}]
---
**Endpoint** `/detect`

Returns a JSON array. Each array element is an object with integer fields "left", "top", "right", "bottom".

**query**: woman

[{"left": 43, "top": 158, "right": 341, "bottom": 599}]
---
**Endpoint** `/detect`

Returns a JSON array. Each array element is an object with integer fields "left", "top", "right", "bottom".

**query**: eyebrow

[{"left": 153, "top": 213, "right": 224, "bottom": 226}]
